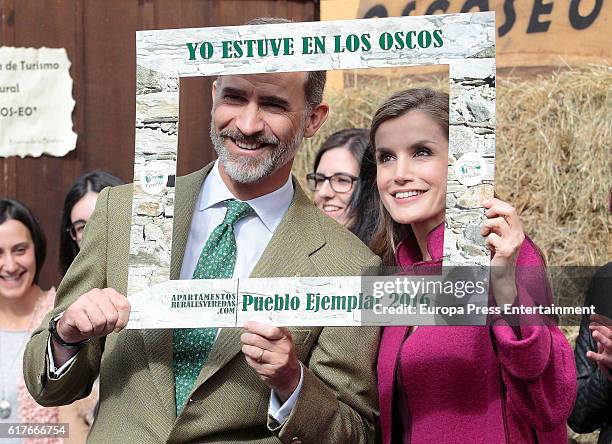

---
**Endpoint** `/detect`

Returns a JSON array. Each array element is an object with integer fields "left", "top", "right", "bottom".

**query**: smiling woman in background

[
  {"left": 0, "top": 198, "right": 76, "bottom": 443},
  {"left": 307, "top": 128, "right": 379, "bottom": 244},
  {"left": 59, "top": 170, "right": 123, "bottom": 276}
]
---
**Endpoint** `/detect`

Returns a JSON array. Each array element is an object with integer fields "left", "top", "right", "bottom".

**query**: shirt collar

[{"left": 198, "top": 161, "right": 294, "bottom": 233}]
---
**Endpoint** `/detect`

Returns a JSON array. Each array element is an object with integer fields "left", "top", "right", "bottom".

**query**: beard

[{"left": 210, "top": 118, "right": 306, "bottom": 184}]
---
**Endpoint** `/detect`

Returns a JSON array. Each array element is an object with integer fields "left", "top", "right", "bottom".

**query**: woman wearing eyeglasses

[
  {"left": 307, "top": 128, "right": 379, "bottom": 244},
  {"left": 56, "top": 170, "right": 123, "bottom": 442},
  {"left": 59, "top": 170, "right": 123, "bottom": 277}
]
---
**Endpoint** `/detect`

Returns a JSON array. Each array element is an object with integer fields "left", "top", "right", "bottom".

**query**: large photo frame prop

[{"left": 128, "top": 13, "right": 496, "bottom": 329}]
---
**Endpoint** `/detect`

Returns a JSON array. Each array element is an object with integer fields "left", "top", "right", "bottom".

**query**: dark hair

[
  {"left": 312, "top": 128, "right": 380, "bottom": 244},
  {"left": 0, "top": 199, "right": 46, "bottom": 285},
  {"left": 59, "top": 170, "right": 123, "bottom": 276},
  {"left": 369, "top": 88, "right": 449, "bottom": 265},
  {"left": 240, "top": 17, "right": 327, "bottom": 109},
  {"left": 346, "top": 143, "right": 380, "bottom": 245},
  {"left": 313, "top": 128, "right": 370, "bottom": 172}
]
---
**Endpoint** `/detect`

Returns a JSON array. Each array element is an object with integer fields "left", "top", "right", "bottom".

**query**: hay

[
  {"left": 494, "top": 65, "right": 610, "bottom": 332},
  {"left": 496, "top": 64, "right": 611, "bottom": 267},
  {"left": 293, "top": 65, "right": 612, "bottom": 267}
]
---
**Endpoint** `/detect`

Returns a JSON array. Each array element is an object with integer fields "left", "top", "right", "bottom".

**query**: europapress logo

[{"left": 453, "top": 152, "right": 487, "bottom": 186}]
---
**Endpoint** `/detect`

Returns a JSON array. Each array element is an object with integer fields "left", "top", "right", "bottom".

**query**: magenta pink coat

[{"left": 377, "top": 224, "right": 577, "bottom": 443}]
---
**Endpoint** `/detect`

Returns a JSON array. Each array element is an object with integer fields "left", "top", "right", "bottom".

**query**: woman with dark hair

[
  {"left": 0, "top": 199, "right": 76, "bottom": 441},
  {"left": 370, "top": 88, "right": 576, "bottom": 443},
  {"left": 59, "top": 170, "right": 123, "bottom": 276},
  {"left": 307, "top": 128, "right": 379, "bottom": 244},
  {"left": 56, "top": 171, "right": 123, "bottom": 440}
]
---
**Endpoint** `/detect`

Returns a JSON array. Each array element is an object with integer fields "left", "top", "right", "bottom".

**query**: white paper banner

[{"left": 128, "top": 274, "right": 491, "bottom": 328}]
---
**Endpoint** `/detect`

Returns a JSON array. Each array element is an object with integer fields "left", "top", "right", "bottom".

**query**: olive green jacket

[{"left": 23, "top": 164, "right": 381, "bottom": 444}]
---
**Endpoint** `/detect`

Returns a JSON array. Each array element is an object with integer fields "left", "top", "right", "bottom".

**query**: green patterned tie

[{"left": 173, "top": 199, "right": 254, "bottom": 414}]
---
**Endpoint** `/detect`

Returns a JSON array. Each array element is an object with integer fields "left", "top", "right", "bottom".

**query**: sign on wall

[
  {"left": 322, "top": 0, "right": 610, "bottom": 68},
  {"left": 0, "top": 47, "right": 77, "bottom": 158}
]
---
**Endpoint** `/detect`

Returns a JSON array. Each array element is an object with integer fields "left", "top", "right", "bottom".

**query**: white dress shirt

[
  {"left": 180, "top": 161, "right": 293, "bottom": 280},
  {"left": 49, "top": 161, "right": 302, "bottom": 423}
]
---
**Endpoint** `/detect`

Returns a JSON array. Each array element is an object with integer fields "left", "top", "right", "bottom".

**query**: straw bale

[{"left": 495, "top": 65, "right": 611, "bottom": 267}]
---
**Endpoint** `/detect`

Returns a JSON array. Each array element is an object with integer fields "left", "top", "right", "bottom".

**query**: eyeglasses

[
  {"left": 306, "top": 173, "right": 358, "bottom": 193},
  {"left": 67, "top": 220, "right": 87, "bottom": 242}
]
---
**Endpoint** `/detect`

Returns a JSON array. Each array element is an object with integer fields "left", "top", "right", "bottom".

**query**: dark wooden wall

[{"left": 0, "top": 0, "right": 317, "bottom": 289}]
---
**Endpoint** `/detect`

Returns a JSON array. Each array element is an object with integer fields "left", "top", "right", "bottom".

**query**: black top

[{"left": 568, "top": 262, "right": 612, "bottom": 444}]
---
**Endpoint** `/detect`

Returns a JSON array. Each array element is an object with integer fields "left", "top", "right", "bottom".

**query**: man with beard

[{"left": 23, "top": 21, "right": 381, "bottom": 444}]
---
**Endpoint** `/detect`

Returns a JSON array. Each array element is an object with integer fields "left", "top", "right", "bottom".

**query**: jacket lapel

[
  {"left": 140, "top": 165, "right": 210, "bottom": 418},
  {"left": 194, "top": 181, "right": 324, "bottom": 388},
  {"left": 250, "top": 183, "right": 325, "bottom": 279},
  {"left": 170, "top": 166, "right": 212, "bottom": 280}
]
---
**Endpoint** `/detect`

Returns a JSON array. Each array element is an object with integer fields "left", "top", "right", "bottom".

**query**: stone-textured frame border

[{"left": 128, "top": 14, "right": 496, "bottom": 324}]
